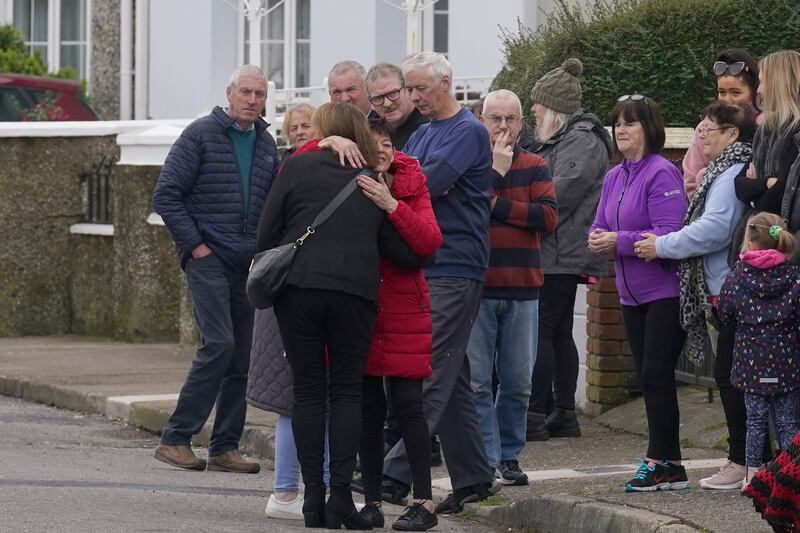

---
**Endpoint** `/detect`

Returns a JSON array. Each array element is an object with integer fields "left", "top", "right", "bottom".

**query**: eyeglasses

[
  {"left": 368, "top": 88, "right": 402, "bottom": 106},
  {"left": 483, "top": 114, "right": 520, "bottom": 126},
  {"left": 618, "top": 94, "right": 647, "bottom": 102},
  {"left": 697, "top": 125, "right": 731, "bottom": 138},
  {"left": 713, "top": 61, "right": 749, "bottom": 76}
]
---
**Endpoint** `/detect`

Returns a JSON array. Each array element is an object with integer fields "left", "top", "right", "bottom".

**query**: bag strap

[{"left": 295, "top": 169, "right": 376, "bottom": 245}]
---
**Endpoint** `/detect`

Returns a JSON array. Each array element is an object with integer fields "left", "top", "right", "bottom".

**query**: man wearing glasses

[
  {"left": 467, "top": 89, "right": 557, "bottom": 486},
  {"left": 366, "top": 63, "right": 429, "bottom": 151}
]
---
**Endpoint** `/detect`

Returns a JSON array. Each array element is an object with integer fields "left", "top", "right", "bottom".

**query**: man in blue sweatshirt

[{"left": 381, "top": 52, "right": 499, "bottom": 515}]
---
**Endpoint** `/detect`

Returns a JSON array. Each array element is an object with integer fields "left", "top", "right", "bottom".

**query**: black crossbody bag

[{"left": 246, "top": 173, "right": 366, "bottom": 309}]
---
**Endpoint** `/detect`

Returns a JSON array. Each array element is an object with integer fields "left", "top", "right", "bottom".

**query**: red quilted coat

[
  {"left": 367, "top": 151, "right": 441, "bottom": 378},
  {"left": 292, "top": 141, "right": 442, "bottom": 379}
]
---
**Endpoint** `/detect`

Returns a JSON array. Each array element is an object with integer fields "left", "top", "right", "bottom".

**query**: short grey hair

[
  {"left": 401, "top": 52, "right": 452, "bottom": 84},
  {"left": 366, "top": 63, "right": 405, "bottom": 88},
  {"left": 482, "top": 89, "right": 523, "bottom": 116},
  {"left": 328, "top": 60, "right": 367, "bottom": 82},
  {"left": 228, "top": 65, "right": 267, "bottom": 88}
]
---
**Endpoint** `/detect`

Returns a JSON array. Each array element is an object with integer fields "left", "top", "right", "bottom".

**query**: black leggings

[
  {"left": 529, "top": 275, "right": 581, "bottom": 413},
  {"left": 622, "top": 297, "right": 685, "bottom": 460},
  {"left": 274, "top": 286, "right": 375, "bottom": 487},
  {"left": 361, "top": 376, "right": 431, "bottom": 501}
]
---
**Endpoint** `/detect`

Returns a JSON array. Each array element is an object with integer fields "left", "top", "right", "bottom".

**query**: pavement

[{"left": 0, "top": 336, "right": 773, "bottom": 533}]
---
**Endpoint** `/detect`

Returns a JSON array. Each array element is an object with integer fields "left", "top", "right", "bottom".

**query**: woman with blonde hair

[
  {"left": 735, "top": 50, "right": 800, "bottom": 240},
  {"left": 257, "top": 102, "right": 426, "bottom": 529},
  {"left": 281, "top": 103, "right": 316, "bottom": 162}
]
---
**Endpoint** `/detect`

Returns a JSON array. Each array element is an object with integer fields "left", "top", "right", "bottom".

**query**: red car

[{"left": 0, "top": 73, "right": 98, "bottom": 121}]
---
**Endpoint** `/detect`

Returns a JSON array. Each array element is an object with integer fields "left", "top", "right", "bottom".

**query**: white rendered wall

[
  {"left": 447, "top": 0, "right": 525, "bottom": 79},
  {"left": 148, "top": 0, "right": 237, "bottom": 119},
  {"left": 309, "top": 1, "right": 376, "bottom": 86}
]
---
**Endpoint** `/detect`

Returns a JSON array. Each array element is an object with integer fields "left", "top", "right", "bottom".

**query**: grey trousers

[{"left": 383, "top": 277, "right": 492, "bottom": 490}]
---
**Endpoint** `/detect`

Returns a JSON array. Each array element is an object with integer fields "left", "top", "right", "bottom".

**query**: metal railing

[
  {"left": 80, "top": 155, "right": 117, "bottom": 224},
  {"left": 265, "top": 75, "right": 495, "bottom": 146}
]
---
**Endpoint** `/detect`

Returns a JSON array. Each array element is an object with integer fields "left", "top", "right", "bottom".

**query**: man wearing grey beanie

[{"left": 526, "top": 58, "right": 614, "bottom": 442}]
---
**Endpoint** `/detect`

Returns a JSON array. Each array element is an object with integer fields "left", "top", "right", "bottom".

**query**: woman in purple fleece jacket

[{"left": 589, "top": 95, "right": 688, "bottom": 492}]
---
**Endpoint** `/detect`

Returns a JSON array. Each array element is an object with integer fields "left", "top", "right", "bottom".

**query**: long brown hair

[{"left": 312, "top": 103, "right": 379, "bottom": 168}]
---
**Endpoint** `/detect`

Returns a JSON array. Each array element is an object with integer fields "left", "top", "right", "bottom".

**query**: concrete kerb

[
  {"left": 464, "top": 495, "right": 701, "bottom": 533},
  {"left": 0, "top": 374, "right": 276, "bottom": 460}
]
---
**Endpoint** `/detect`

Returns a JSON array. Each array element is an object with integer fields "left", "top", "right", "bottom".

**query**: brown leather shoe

[
  {"left": 207, "top": 450, "right": 261, "bottom": 474},
  {"left": 154, "top": 443, "right": 206, "bottom": 471}
]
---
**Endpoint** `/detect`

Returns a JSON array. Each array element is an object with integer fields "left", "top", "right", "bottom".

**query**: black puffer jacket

[
  {"left": 154, "top": 106, "right": 279, "bottom": 271},
  {"left": 246, "top": 308, "right": 292, "bottom": 415}
]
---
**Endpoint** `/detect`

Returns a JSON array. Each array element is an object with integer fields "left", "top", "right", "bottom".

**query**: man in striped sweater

[{"left": 467, "top": 89, "right": 558, "bottom": 486}]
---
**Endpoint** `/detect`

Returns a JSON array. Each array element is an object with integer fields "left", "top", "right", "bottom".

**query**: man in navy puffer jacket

[{"left": 153, "top": 65, "right": 278, "bottom": 473}]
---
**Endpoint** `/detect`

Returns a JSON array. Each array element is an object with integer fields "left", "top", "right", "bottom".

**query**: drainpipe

[
  {"left": 120, "top": 0, "right": 133, "bottom": 119},
  {"left": 134, "top": 0, "right": 149, "bottom": 119}
]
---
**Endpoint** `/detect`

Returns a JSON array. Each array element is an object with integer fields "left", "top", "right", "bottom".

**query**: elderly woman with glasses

[
  {"left": 634, "top": 101, "right": 757, "bottom": 491},
  {"left": 683, "top": 49, "right": 761, "bottom": 199},
  {"left": 589, "top": 94, "right": 688, "bottom": 492}
]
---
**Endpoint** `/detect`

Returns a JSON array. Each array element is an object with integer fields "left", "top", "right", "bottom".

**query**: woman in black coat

[{"left": 256, "top": 102, "right": 424, "bottom": 530}]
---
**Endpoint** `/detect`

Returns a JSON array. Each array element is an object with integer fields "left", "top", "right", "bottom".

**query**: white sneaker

[
  {"left": 265, "top": 493, "right": 304, "bottom": 520},
  {"left": 699, "top": 460, "right": 746, "bottom": 490}
]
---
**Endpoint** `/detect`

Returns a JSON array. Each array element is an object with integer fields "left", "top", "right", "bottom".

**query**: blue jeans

[
  {"left": 274, "top": 415, "right": 330, "bottom": 492},
  {"left": 161, "top": 254, "right": 253, "bottom": 455},
  {"left": 467, "top": 298, "right": 538, "bottom": 468}
]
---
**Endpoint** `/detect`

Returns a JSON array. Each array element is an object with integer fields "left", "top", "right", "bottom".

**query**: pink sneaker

[
  {"left": 741, "top": 466, "right": 761, "bottom": 493},
  {"left": 699, "top": 460, "right": 746, "bottom": 490}
]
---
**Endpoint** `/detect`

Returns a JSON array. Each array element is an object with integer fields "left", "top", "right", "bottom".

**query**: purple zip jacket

[{"left": 591, "top": 153, "right": 687, "bottom": 306}]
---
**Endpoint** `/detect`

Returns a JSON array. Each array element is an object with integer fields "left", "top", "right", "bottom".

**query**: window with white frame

[
  {"left": 12, "top": 0, "right": 89, "bottom": 79},
  {"left": 432, "top": 0, "right": 447, "bottom": 56},
  {"left": 242, "top": 0, "right": 310, "bottom": 89}
]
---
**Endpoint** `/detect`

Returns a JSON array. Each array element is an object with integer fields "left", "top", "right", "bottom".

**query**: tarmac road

[{"left": 0, "top": 395, "right": 502, "bottom": 533}]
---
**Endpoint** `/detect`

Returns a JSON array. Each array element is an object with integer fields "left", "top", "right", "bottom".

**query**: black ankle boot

[
  {"left": 303, "top": 483, "right": 326, "bottom": 528},
  {"left": 526, "top": 412, "right": 549, "bottom": 441},
  {"left": 325, "top": 484, "right": 373, "bottom": 530},
  {"left": 545, "top": 408, "right": 581, "bottom": 438}
]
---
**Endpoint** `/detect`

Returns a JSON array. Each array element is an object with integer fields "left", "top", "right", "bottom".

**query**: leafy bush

[
  {"left": 492, "top": 0, "right": 800, "bottom": 126},
  {"left": 0, "top": 24, "right": 77, "bottom": 79}
]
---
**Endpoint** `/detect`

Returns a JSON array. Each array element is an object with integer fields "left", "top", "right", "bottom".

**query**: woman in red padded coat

[{"left": 295, "top": 117, "right": 442, "bottom": 531}]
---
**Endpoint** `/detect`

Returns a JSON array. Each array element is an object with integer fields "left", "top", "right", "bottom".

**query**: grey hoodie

[{"left": 532, "top": 110, "right": 614, "bottom": 277}]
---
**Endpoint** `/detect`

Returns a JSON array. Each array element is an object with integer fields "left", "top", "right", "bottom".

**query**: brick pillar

[{"left": 584, "top": 258, "right": 638, "bottom": 416}]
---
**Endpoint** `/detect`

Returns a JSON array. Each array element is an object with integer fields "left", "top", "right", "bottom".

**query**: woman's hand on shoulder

[{"left": 318, "top": 135, "right": 367, "bottom": 168}]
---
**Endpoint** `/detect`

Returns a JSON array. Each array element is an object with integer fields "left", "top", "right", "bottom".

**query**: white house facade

[{"left": 0, "top": 0, "right": 593, "bottom": 120}]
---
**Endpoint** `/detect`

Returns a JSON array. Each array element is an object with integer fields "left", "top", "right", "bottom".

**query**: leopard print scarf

[{"left": 679, "top": 141, "right": 752, "bottom": 365}]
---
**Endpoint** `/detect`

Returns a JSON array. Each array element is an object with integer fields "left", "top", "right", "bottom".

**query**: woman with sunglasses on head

[
  {"left": 683, "top": 49, "right": 761, "bottom": 200},
  {"left": 634, "top": 101, "right": 758, "bottom": 491},
  {"left": 589, "top": 94, "right": 688, "bottom": 492}
]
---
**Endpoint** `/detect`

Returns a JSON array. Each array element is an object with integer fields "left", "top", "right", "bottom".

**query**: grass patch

[
  {"left": 479, "top": 496, "right": 512, "bottom": 507},
  {"left": 704, "top": 421, "right": 727, "bottom": 431}
]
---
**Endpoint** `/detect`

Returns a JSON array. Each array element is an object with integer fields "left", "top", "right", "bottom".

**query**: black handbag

[{"left": 246, "top": 174, "right": 363, "bottom": 309}]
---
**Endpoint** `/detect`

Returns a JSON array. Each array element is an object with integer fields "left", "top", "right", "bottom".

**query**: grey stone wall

[
  {"left": 111, "top": 165, "right": 181, "bottom": 341},
  {"left": 0, "top": 136, "right": 118, "bottom": 336},
  {"left": 90, "top": 0, "right": 121, "bottom": 120},
  {"left": 70, "top": 234, "right": 115, "bottom": 336},
  {"left": 0, "top": 136, "right": 183, "bottom": 341}
]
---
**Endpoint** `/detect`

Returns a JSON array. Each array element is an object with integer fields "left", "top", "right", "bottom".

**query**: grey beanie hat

[{"left": 531, "top": 58, "right": 583, "bottom": 114}]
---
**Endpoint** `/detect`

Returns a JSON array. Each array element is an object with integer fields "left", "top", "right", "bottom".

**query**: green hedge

[{"left": 492, "top": 0, "right": 800, "bottom": 126}]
